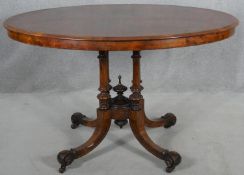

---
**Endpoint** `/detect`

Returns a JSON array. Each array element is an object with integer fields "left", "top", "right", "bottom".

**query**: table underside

[{"left": 57, "top": 51, "right": 181, "bottom": 173}]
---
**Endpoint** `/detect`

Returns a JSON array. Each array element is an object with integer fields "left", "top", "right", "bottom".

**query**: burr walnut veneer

[{"left": 4, "top": 4, "right": 238, "bottom": 173}]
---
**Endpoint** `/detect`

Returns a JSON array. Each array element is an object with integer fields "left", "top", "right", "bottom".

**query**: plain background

[{"left": 0, "top": 1, "right": 243, "bottom": 175}]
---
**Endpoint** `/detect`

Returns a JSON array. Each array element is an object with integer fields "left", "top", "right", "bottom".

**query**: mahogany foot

[
  {"left": 114, "top": 119, "right": 128, "bottom": 128},
  {"left": 163, "top": 151, "right": 182, "bottom": 173},
  {"left": 71, "top": 112, "right": 97, "bottom": 129},
  {"left": 161, "top": 113, "right": 177, "bottom": 129},
  {"left": 129, "top": 110, "right": 181, "bottom": 173},
  {"left": 57, "top": 149, "right": 76, "bottom": 173},
  {"left": 144, "top": 113, "right": 177, "bottom": 128},
  {"left": 58, "top": 109, "right": 111, "bottom": 173}
]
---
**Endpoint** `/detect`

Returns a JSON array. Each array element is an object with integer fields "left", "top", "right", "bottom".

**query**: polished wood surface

[
  {"left": 4, "top": 4, "right": 238, "bottom": 51},
  {"left": 4, "top": 4, "right": 239, "bottom": 174}
]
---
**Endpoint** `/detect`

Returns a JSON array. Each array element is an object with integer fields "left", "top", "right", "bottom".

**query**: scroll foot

[
  {"left": 71, "top": 112, "right": 97, "bottom": 129},
  {"left": 57, "top": 150, "right": 76, "bottom": 173},
  {"left": 114, "top": 119, "right": 128, "bottom": 129},
  {"left": 58, "top": 109, "right": 111, "bottom": 173},
  {"left": 163, "top": 151, "right": 182, "bottom": 173},
  {"left": 161, "top": 113, "right": 177, "bottom": 129},
  {"left": 144, "top": 113, "right": 177, "bottom": 128},
  {"left": 71, "top": 113, "right": 86, "bottom": 129},
  {"left": 130, "top": 110, "right": 181, "bottom": 173}
]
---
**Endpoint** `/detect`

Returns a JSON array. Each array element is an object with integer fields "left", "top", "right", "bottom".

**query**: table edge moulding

[{"left": 4, "top": 4, "right": 239, "bottom": 51}]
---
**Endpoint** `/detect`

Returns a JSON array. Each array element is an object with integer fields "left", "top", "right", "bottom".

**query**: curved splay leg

[
  {"left": 129, "top": 110, "right": 181, "bottom": 173},
  {"left": 140, "top": 100, "right": 176, "bottom": 129},
  {"left": 144, "top": 113, "right": 177, "bottom": 129},
  {"left": 58, "top": 109, "right": 111, "bottom": 173},
  {"left": 71, "top": 112, "right": 97, "bottom": 129}
]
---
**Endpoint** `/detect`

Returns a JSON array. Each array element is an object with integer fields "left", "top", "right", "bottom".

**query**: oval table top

[{"left": 4, "top": 4, "right": 239, "bottom": 51}]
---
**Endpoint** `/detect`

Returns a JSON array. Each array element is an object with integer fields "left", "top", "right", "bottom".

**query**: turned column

[
  {"left": 129, "top": 51, "right": 144, "bottom": 110},
  {"left": 97, "top": 51, "right": 111, "bottom": 110}
]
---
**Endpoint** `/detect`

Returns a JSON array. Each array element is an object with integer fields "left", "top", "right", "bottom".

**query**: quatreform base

[{"left": 57, "top": 51, "right": 181, "bottom": 173}]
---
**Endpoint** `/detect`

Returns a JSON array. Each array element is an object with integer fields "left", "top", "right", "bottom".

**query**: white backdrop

[{"left": 0, "top": 1, "right": 244, "bottom": 175}]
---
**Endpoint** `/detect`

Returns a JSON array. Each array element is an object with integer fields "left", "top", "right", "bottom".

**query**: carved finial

[
  {"left": 118, "top": 75, "right": 122, "bottom": 84},
  {"left": 113, "top": 75, "right": 127, "bottom": 94}
]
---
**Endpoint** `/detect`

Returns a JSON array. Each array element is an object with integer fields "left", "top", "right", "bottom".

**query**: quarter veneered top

[{"left": 4, "top": 4, "right": 239, "bottom": 51}]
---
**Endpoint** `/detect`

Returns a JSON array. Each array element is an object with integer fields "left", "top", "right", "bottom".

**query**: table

[{"left": 4, "top": 4, "right": 239, "bottom": 173}]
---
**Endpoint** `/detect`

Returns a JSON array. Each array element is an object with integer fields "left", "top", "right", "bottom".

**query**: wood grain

[{"left": 4, "top": 4, "right": 238, "bottom": 51}]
